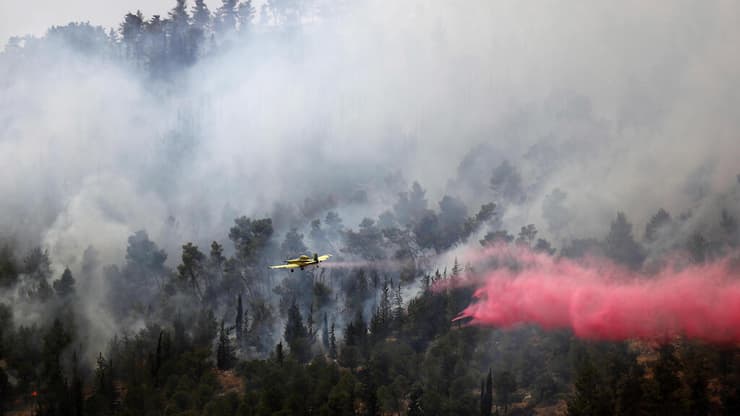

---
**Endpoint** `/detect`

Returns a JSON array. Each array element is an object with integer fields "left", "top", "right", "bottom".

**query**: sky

[{"left": 0, "top": 0, "right": 224, "bottom": 47}]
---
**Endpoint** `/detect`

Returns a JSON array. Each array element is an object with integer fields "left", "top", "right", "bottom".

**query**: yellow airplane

[{"left": 270, "top": 253, "right": 331, "bottom": 272}]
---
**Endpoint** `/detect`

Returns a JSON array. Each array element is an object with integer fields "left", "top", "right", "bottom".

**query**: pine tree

[
  {"left": 515, "top": 224, "right": 538, "bottom": 246},
  {"left": 215, "top": 0, "right": 239, "bottom": 34},
  {"left": 605, "top": 212, "right": 645, "bottom": 268},
  {"left": 53, "top": 267, "right": 75, "bottom": 298},
  {"left": 644, "top": 208, "right": 671, "bottom": 242},
  {"left": 237, "top": 1, "right": 255, "bottom": 32},
  {"left": 24, "top": 247, "right": 53, "bottom": 300},
  {"left": 177, "top": 242, "right": 206, "bottom": 299},
  {"left": 208, "top": 241, "right": 225, "bottom": 292},
  {"left": 281, "top": 228, "right": 308, "bottom": 257},
  {"left": 192, "top": 0, "right": 212, "bottom": 32},
  {"left": 120, "top": 11, "right": 145, "bottom": 63},
  {"left": 167, "top": 0, "right": 192, "bottom": 63}
]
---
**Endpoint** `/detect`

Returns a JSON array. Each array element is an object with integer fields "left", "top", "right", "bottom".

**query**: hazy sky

[{"left": 0, "top": 0, "right": 225, "bottom": 47}]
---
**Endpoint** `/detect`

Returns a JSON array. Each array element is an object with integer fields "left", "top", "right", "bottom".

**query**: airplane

[{"left": 269, "top": 253, "right": 331, "bottom": 272}]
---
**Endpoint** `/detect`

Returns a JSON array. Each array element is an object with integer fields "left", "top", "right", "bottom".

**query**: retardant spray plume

[
  {"left": 454, "top": 246, "right": 740, "bottom": 344},
  {"left": 319, "top": 258, "right": 410, "bottom": 271}
]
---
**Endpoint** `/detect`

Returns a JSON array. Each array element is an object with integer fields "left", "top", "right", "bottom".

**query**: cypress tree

[
  {"left": 485, "top": 369, "right": 493, "bottom": 416},
  {"left": 235, "top": 294, "right": 243, "bottom": 344},
  {"left": 216, "top": 320, "right": 235, "bottom": 370},
  {"left": 329, "top": 322, "right": 337, "bottom": 359},
  {"left": 322, "top": 313, "right": 330, "bottom": 349}
]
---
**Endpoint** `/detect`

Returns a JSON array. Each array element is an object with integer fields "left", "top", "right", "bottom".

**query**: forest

[{"left": 2, "top": 1, "right": 740, "bottom": 415}]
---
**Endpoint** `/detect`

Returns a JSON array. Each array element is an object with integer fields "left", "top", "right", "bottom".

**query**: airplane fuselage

[{"left": 269, "top": 254, "right": 331, "bottom": 272}]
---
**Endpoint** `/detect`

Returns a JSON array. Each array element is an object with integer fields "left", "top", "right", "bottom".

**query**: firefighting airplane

[{"left": 269, "top": 253, "right": 332, "bottom": 272}]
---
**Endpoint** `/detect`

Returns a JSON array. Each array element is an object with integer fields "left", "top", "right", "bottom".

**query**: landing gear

[{"left": 290, "top": 269, "right": 294, "bottom": 273}]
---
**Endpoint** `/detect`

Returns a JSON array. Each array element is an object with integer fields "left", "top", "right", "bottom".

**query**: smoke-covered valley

[{"left": 2, "top": 1, "right": 740, "bottom": 414}]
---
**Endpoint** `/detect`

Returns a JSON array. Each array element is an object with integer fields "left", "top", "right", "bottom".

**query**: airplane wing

[
  {"left": 269, "top": 264, "right": 301, "bottom": 269},
  {"left": 317, "top": 254, "right": 332, "bottom": 262}
]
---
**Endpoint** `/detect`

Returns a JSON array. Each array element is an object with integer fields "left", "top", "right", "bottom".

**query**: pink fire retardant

[{"left": 454, "top": 246, "right": 740, "bottom": 343}]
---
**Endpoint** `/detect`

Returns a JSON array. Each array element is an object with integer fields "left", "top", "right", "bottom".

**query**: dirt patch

[
  {"left": 534, "top": 400, "right": 568, "bottom": 416},
  {"left": 214, "top": 369, "right": 244, "bottom": 395}
]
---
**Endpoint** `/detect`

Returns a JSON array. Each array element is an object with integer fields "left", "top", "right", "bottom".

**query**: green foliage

[
  {"left": 644, "top": 208, "right": 671, "bottom": 242},
  {"left": 193, "top": 309, "right": 219, "bottom": 349},
  {"left": 53, "top": 267, "right": 76, "bottom": 298},
  {"left": 515, "top": 224, "right": 538, "bottom": 246},
  {"left": 203, "top": 391, "right": 241, "bottom": 416},
  {"left": 688, "top": 232, "right": 708, "bottom": 264},
  {"left": 604, "top": 212, "right": 645, "bottom": 268},
  {"left": 178, "top": 242, "right": 206, "bottom": 299},
  {"left": 281, "top": 228, "right": 308, "bottom": 257},
  {"left": 229, "top": 216, "right": 273, "bottom": 262},
  {"left": 343, "top": 218, "right": 385, "bottom": 260},
  {"left": 651, "top": 344, "right": 687, "bottom": 415},
  {"left": 0, "top": 303, "right": 12, "bottom": 359},
  {"left": 720, "top": 209, "right": 738, "bottom": 246},
  {"left": 0, "top": 244, "right": 18, "bottom": 287},
  {"left": 38, "top": 318, "right": 73, "bottom": 414},
  {"left": 216, "top": 321, "right": 236, "bottom": 370},
  {"left": 494, "top": 371, "right": 517, "bottom": 415},
  {"left": 567, "top": 358, "right": 611, "bottom": 416},
  {"left": 236, "top": 294, "right": 244, "bottom": 345},
  {"left": 284, "top": 302, "right": 311, "bottom": 363},
  {"left": 480, "top": 230, "right": 514, "bottom": 246},
  {"left": 1, "top": 138, "right": 740, "bottom": 416},
  {"left": 126, "top": 230, "right": 168, "bottom": 275}
]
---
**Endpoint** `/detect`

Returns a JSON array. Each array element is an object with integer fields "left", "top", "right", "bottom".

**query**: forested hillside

[{"left": 2, "top": 1, "right": 740, "bottom": 415}]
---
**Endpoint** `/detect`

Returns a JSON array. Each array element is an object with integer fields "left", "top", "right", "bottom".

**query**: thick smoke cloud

[{"left": 2, "top": 1, "right": 740, "bottom": 278}]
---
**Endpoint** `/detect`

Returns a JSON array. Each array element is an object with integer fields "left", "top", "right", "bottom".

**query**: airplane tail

[{"left": 314, "top": 253, "right": 319, "bottom": 262}]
